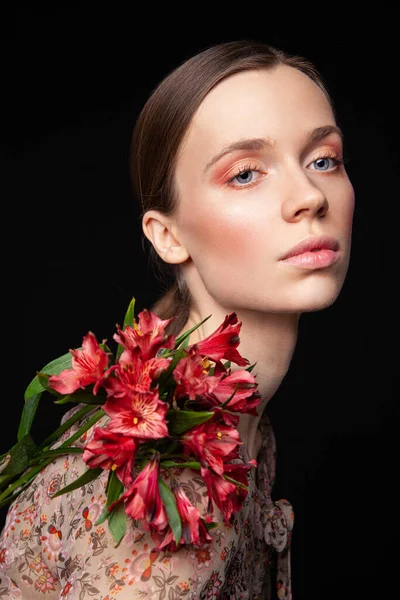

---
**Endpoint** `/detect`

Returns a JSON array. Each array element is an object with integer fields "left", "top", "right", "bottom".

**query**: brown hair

[{"left": 129, "top": 39, "right": 335, "bottom": 336}]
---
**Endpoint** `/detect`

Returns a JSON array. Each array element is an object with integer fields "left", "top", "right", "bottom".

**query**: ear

[{"left": 142, "top": 210, "right": 190, "bottom": 265}]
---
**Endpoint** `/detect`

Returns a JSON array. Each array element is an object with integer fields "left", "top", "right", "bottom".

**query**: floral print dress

[{"left": 0, "top": 406, "right": 294, "bottom": 599}]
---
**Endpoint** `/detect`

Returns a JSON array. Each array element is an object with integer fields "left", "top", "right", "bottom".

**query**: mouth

[{"left": 279, "top": 235, "right": 340, "bottom": 269}]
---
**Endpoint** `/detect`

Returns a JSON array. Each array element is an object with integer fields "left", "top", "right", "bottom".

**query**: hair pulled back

[{"left": 129, "top": 40, "right": 335, "bottom": 336}]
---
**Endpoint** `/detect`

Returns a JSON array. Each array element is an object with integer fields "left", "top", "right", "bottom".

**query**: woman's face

[{"left": 173, "top": 65, "right": 355, "bottom": 314}]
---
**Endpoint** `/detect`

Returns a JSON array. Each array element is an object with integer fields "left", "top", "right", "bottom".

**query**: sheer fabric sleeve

[
  {"left": 0, "top": 457, "right": 62, "bottom": 599},
  {"left": 0, "top": 407, "right": 242, "bottom": 599}
]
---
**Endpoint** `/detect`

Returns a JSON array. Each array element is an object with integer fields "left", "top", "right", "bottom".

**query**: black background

[{"left": 3, "top": 9, "right": 398, "bottom": 599}]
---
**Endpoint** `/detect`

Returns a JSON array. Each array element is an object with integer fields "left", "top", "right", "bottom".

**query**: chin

[{"left": 289, "top": 278, "right": 346, "bottom": 313}]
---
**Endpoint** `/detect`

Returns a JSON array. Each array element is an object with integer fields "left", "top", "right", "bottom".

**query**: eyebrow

[{"left": 203, "top": 125, "right": 344, "bottom": 175}]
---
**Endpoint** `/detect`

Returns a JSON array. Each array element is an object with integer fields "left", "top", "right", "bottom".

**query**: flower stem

[
  {"left": 0, "top": 408, "right": 104, "bottom": 505},
  {"left": 34, "top": 404, "right": 98, "bottom": 453}
]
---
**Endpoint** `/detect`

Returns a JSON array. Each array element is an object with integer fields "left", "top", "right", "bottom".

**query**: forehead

[{"left": 179, "top": 65, "right": 335, "bottom": 160}]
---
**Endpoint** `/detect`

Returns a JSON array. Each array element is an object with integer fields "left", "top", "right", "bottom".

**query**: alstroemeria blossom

[
  {"left": 82, "top": 427, "right": 137, "bottom": 486},
  {"left": 103, "top": 390, "right": 169, "bottom": 439},
  {"left": 182, "top": 421, "right": 241, "bottom": 475},
  {"left": 153, "top": 515, "right": 213, "bottom": 552},
  {"left": 207, "top": 369, "right": 260, "bottom": 415},
  {"left": 173, "top": 346, "right": 223, "bottom": 401},
  {"left": 200, "top": 466, "right": 236, "bottom": 524},
  {"left": 192, "top": 313, "right": 249, "bottom": 367},
  {"left": 11, "top": 301, "right": 263, "bottom": 554},
  {"left": 115, "top": 454, "right": 168, "bottom": 531},
  {"left": 152, "top": 481, "right": 213, "bottom": 552},
  {"left": 104, "top": 346, "right": 171, "bottom": 398},
  {"left": 48, "top": 331, "right": 109, "bottom": 395},
  {"left": 114, "top": 309, "right": 176, "bottom": 361},
  {"left": 172, "top": 481, "right": 202, "bottom": 545},
  {"left": 201, "top": 460, "right": 257, "bottom": 524}
]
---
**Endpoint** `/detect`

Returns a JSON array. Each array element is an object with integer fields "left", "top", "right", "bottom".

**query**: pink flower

[
  {"left": 48, "top": 331, "right": 108, "bottom": 395},
  {"left": 191, "top": 313, "right": 249, "bottom": 367},
  {"left": 114, "top": 309, "right": 176, "bottom": 361},
  {"left": 82, "top": 427, "right": 137, "bottom": 486},
  {"left": 104, "top": 390, "right": 169, "bottom": 440},
  {"left": 181, "top": 421, "right": 241, "bottom": 475},
  {"left": 114, "top": 454, "right": 168, "bottom": 531}
]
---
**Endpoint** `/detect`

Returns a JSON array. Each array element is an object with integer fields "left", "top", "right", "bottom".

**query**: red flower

[
  {"left": 173, "top": 346, "right": 222, "bottom": 401},
  {"left": 181, "top": 421, "right": 241, "bottom": 475},
  {"left": 114, "top": 454, "right": 168, "bottom": 531},
  {"left": 192, "top": 313, "right": 249, "bottom": 367},
  {"left": 201, "top": 460, "right": 256, "bottom": 525},
  {"left": 209, "top": 369, "right": 260, "bottom": 415},
  {"left": 172, "top": 482, "right": 202, "bottom": 545},
  {"left": 114, "top": 309, "right": 176, "bottom": 361},
  {"left": 153, "top": 514, "right": 212, "bottom": 552},
  {"left": 48, "top": 332, "right": 108, "bottom": 395},
  {"left": 200, "top": 466, "right": 236, "bottom": 524},
  {"left": 103, "top": 390, "right": 169, "bottom": 440},
  {"left": 104, "top": 346, "right": 171, "bottom": 398},
  {"left": 82, "top": 427, "right": 137, "bottom": 486}
]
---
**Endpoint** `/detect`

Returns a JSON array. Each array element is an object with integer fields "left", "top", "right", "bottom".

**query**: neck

[{"left": 177, "top": 303, "right": 300, "bottom": 461}]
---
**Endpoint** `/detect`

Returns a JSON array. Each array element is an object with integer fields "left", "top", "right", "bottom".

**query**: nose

[{"left": 281, "top": 173, "right": 329, "bottom": 222}]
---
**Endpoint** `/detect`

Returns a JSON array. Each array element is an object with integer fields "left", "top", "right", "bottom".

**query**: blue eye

[
  {"left": 234, "top": 170, "right": 254, "bottom": 184},
  {"left": 311, "top": 154, "right": 344, "bottom": 172},
  {"left": 227, "top": 164, "right": 262, "bottom": 188},
  {"left": 313, "top": 157, "right": 336, "bottom": 171}
]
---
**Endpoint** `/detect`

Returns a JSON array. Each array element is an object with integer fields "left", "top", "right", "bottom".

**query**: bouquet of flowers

[{"left": 0, "top": 298, "right": 260, "bottom": 551}]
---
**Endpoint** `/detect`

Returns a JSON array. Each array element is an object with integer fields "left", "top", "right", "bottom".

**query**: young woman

[{"left": 0, "top": 40, "right": 354, "bottom": 599}]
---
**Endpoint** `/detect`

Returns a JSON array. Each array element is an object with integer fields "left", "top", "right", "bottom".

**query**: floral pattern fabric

[{"left": 0, "top": 406, "right": 294, "bottom": 599}]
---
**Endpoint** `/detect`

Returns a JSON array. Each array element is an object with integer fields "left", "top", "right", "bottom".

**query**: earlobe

[{"left": 142, "top": 210, "right": 190, "bottom": 265}]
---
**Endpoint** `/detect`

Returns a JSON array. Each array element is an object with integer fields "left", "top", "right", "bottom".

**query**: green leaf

[
  {"left": 24, "top": 352, "right": 74, "bottom": 400},
  {"left": 116, "top": 297, "right": 136, "bottom": 360},
  {"left": 55, "top": 409, "right": 105, "bottom": 450},
  {"left": 0, "top": 409, "right": 104, "bottom": 504},
  {"left": 203, "top": 519, "right": 220, "bottom": 531},
  {"left": 158, "top": 478, "right": 182, "bottom": 545},
  {"left": 219, "top": 383, "right": 239, "bottom": 409},
  {"left": 167, "top": 410, "right": 214, "bottom": 435},
  {"left": 155, "top": 347, "right": 187, "bottom": 389},
  {"left": 122, "top": 297, "right": 136, "bottom": 329},
  {"left": 34, "top": 404, "right": 99, "bottom": 453},
  {"left": 108, "top": 500, "right": 127, "bottom": 547},
  {"left": 1, "top": 434, "right": 37, "bottom": 477},
  {"left": 54, "top": 393, "right": 105, "bottom": 405},
  {"left": 245, "top": 361, "right": 257, "bottom": 373},
  {"left": 96, "top": 470, "right": 124, "bottom": 526},
  {"left": 17, "top": 393, "right": 41, "bottom": 441},
  {"left": 223, "top": 474, "right": 250, "bottom": 491},
  {"left": 160, "top": 461, "right": 201, "bottom": 470},
  {"left": 28, "top": 447, "right": 83, "bottom": 464},
  {"left": 174, "top": 314, "right": 212, "bottom": 349},
  {"left": 52, "top": 467, "right": 103, "bottom": 498},
  {"left": 37, "top": 372, "right": 62, "bottom": 397},
  {"left": 37, "top": 404, "right": 101, "bottom": 450}
]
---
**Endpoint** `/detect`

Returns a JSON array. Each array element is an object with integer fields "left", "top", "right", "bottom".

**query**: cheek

[{"left": 180, "top": 200, "right": 273, "bottom": 264}]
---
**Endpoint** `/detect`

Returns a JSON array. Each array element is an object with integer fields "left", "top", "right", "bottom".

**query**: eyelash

[{"left": 226, "top": 151, "right": 349, "bottom": 189}]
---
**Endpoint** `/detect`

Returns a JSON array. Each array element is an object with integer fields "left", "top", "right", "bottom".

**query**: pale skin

[{"left": 142, "top": 65, "right": 355, "bottom": 461}]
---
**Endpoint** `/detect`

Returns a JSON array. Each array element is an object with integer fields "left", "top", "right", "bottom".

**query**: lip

[{"left": 279, "top": 235, "right": 340, "bottom": 269}]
